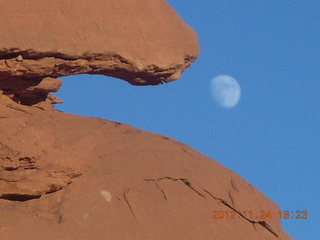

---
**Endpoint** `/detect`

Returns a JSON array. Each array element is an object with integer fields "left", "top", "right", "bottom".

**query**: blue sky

[{"left": 56, "top": 1, "right": 320, "bottom": 239}]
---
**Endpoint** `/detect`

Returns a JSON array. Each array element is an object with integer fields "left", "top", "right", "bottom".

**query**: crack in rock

[
  {"left": 145, "top": 177, "right": 278, "bottom": 238},
  {"left": 0, "top": 193, "right": 41, "bottom": 201},
  {"left": 5, "top": 104, "right": 31, "bottom": 114},
  {"left": 202, "top": 188, "right": 279, "bottom": 237},
  {"left": 123, "top": 189, "right": 137, "bottom": 220},
  {"left": 145, "top": 177, "right": 205, "bottom": 198},
  {"left": 228, "top": 190, "right": 235, "bottom": 208},
  {"left": 231, "top": 178, "right": 239, "bottom": 192},
  {"left": 0, "top": 156, "right": 38, "bottom": 171},
  {"left": 145, "top": 179, "right": 168, "bottom": 200}
]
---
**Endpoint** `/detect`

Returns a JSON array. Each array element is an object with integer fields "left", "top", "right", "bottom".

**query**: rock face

[
  {"left": 0, "top": 96, "right": 292, "bottom": 240},
  {"left": 0, "top": 0, "right": 292, "bottom": 239},
  {"left": 0, "top": 0, "right": 198, "bottom": 98}
]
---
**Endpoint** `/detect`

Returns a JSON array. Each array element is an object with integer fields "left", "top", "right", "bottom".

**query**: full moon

[{"left": 210, "top": 75, "right": 241, "bottom": 108}]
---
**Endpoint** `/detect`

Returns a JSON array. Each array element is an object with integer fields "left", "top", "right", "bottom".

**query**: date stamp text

[{"left": 212, "top": 210, "right": 308, "bottom": 220}]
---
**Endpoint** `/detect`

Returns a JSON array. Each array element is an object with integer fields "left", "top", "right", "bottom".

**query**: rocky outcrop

[
  {"left": 0, "top": 0, "right": 292, "bottom": 239},
  {"left": 0, "top": 96, "right": 292, "bottom": 240},
  {"left": 0, "top": 77, "right": 63, "bottom": 106},
  {"left": 0, "top": 0, "right": 198, "bottom": 105}
]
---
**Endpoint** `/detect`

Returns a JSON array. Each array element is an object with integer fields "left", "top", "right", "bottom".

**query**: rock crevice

[{"left": 146, "top": 176, "right": 279, "bottom": 238}]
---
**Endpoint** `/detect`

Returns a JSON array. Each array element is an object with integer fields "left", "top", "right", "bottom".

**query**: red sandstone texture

[
  {"left": 0, "top": 96, "right": 292, "bottom": 240},
  {"left": 0, "top": 0, "right": 198, "bottom": 87},
  {"left": 0, "top": 0, "right": 198, "bottom": 105},
  {"left": 0, "top": 0, "right": 292, "bottom": 239}
]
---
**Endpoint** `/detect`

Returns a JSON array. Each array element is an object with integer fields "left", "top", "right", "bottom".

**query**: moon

[{"left": 210, "top": 75, "right": 241, "bottom": 108}]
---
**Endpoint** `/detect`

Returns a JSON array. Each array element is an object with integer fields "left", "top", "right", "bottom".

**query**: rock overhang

[{"left": 0, "top": 0, "right": 199, "bottom": 106}]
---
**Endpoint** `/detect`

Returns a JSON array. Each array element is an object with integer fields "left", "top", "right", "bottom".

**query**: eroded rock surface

[
  {"left": 0, "top": 96, "right": 292, "bottom": 240},
  {"left": 0, "top": 0, "right": 199, "bottom": 105},
  {"left": 0, "top": 1, "right": 293, "bottom": 239}
]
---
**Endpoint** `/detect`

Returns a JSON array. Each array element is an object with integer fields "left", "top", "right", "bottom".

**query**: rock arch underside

[{"left": 0, "top": 0, "right": 292, "bottom": 239}]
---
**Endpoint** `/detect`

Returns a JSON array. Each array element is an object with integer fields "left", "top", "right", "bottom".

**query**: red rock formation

[
  {"left": 0, "top": 96, "right": 292, "bottom": 240},
  {"left": 0, "top": 0, "right": 198, "bottom": 105},
  {"left": 0, "top": 0, "right": 198, "bottom": 88},
  {"left": 0, "top": 0, "right": 292, "bottom": 239}
]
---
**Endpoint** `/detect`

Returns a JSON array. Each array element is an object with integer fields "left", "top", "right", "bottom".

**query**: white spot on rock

[{"left": 100, "top": 190, "right": 112, "bottom": 202}]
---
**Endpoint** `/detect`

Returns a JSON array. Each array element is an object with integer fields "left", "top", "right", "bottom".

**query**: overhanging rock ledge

[{"left": 0, "top": 0, "right": 199, "bottom": 104}]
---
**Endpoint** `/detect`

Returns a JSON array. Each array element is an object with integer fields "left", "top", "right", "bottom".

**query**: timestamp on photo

[
  {"left": 278, "top": 210, "right": 307, "bottom": 219},
  {"left": 212, "top": 210, "right": 308, "bottom": 220}
]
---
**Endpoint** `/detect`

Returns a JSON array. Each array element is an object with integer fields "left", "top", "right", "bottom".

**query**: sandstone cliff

[{"left": 0, "top": 0, "right": 292, "bottom": 239}]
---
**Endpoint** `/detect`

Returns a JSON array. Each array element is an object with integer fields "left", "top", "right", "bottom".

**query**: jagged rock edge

[
  {"left": 0, "top": 141, "right": 83, "bottom": 201},
  {"left": 0, "top": 48, "right": 197, "bottom": 85}
]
